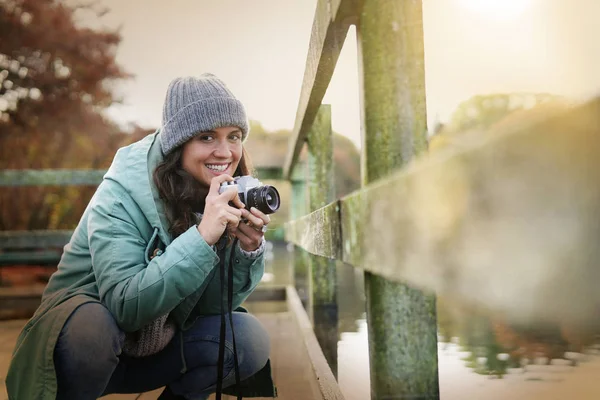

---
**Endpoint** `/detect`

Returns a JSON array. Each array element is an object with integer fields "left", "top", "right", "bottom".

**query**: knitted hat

[{"left": 160, "top": 73, "right": 249, "bottom": 154}]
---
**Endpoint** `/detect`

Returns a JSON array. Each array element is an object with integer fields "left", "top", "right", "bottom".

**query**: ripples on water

[{"left": 266, "top": 242, "right": 600, "bottom": 400}]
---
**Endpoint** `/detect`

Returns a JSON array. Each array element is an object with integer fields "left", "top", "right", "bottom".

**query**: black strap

[
  {"left": 215, "top": 236, "right": 242, "bottom": 400},
  {"left": 215, "top": 238, "right": 227, "bottom": 399},
  {"left": 228, "top": 239, "right": 242, "bottom": 399}
]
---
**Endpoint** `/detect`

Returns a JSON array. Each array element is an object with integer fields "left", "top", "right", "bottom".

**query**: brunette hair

[{"left": 153, "top": 146, "right": 253, "bottom": 238}]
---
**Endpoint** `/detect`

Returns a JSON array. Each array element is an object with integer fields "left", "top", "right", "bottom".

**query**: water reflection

[
  {"left": 266, "top": 241, "right": 600, "bottom": 399},
  {"left": 313, "top": 303, "right": 339, "bottom": 378}
]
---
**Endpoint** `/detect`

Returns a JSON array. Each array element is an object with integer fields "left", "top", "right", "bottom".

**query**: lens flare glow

[{"left": 459, "top": 0, "right": 532, "bottom": 21}]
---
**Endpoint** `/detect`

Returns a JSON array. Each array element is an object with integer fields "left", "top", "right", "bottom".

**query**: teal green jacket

[{"left": 6, "top": 131, "right": 276, "bottom": 399}]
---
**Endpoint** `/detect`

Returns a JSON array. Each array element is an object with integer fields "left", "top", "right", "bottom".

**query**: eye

[
  {"left": 197, "top": 134, "right": 214, "bottom": 142},
  {"left": 229, "top": 133, "right": 242, "bottom": 142}
]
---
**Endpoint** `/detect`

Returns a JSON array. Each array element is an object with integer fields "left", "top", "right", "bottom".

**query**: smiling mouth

[{"left": 206, "top": 163, "right": 230, "bottom": 173}]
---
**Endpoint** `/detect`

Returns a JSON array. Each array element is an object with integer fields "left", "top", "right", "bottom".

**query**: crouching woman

[{"left": 6, "top": 73, "right": 277, "bottom": 400}]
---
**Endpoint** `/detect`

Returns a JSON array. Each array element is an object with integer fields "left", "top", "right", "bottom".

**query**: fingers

[
  {"left": 202, "top": 176, "right": 269, "bottom": 249},
  {"left": 226, "top": 190, "right": 246, "bottom": 209},
  {"left": 205, "top": 189, "right": 243, "bottom": 217},
  {"left": 211, "top": 175, "right": 245, "bottom": 210},
  {"left": 199, "top": 175, "right": 244, "bottom": 245},
  {"left": 235, "top": 221, "right": 264, "bottom": 251},
  {"left": 222, "top": 207, "right": 243, "bottom": 228},
  {"left": 209, "top": 174, "right": 234, "bottom": 195},
  {"left": 234, "top": 207, "right": 270, "bottom": 251},
  {"left": 198, "top": 203, "right": 243, "bottom": 244},
  {"left": 245, "top": 207, "right": 271, "bottom": 229},
  {"left": 206, "top": 174, "right": 244, "bottom": 211}
]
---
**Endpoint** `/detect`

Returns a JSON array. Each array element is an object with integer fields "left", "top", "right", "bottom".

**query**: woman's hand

[
  {"left": 232, "top": 207, "right": 271, "bottom": 251},
  {"left": 197, "top": 175, "right": 245, "bottom": 246}
]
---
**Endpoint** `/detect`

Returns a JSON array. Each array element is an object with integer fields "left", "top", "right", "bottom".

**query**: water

[{"left": 265, "top": 241, "right": 600, "bottom": 400}]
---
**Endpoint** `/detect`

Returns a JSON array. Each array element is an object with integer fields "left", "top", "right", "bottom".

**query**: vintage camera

[{"left": 218, "top": 175, "right": 280, "bottom": 215}]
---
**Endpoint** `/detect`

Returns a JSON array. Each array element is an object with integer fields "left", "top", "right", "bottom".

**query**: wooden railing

[
  {"left": 0, "top": 170, "right": 106, "bottom": 268},
  {"left": 0, "top": 167, "right": 285, "bottom": 268},
  {"left": 283, "top": 0, "right": 600, "bottom": 399}
]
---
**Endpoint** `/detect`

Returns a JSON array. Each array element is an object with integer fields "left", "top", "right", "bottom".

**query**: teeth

[{"left": 206, "top": 164, "right": 228, "bottom": 172}]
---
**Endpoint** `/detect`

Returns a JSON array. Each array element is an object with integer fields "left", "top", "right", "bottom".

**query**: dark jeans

[{"left": 53, "top": 302, "right": 270, "bottom": 400}]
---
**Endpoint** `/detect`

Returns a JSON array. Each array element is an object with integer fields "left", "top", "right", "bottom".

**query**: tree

[
  {"left": 444, "top": 93, "right": 566, "bottom": 134},
  {"left": 429, "top": 92, "right": 570, "bottom": 153},
  {"left": 0, "top": 0, "right": 127, "bottom": 131},
  {"left": 0, "top": 0, "right": 130, "bottom": 230},
  {"left": 245, "top": 120, "right": 361, "bottom": 197}
]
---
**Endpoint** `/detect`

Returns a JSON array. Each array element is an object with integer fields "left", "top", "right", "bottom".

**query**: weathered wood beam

[
  {"left": 255, "top": 166, "right": 284, "bottom": 181},
  {"left": 0, "top": 230, "right": 73, "bottom": 249},
  {"left": 0, "top": 170, "right": 106, "bottom": 186},
  {"left": 306, "top": 105, "right": 339, "bottom": 374},
  {"left": 285, "top": 201, "right": 342, "bottom": 260},
  {"left": 0, "top": 251, "right": 63, "bottom": 266},
  {"left": 307, "top": 105, "right": 338, "bottom": 300},
  {"left": 282, "top": 0, "right": 363, "bottom": 179},
  {"left": 0, "top": 167, "right": 283, "bottom": 186},
  {"left": 289, "top": 160, "right": 312, "bottom": 314},
  {"left": 285, "top": 97, "right": 600, "bottom": 327}
]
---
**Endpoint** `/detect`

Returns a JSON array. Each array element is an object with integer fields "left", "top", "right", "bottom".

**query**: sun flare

[{"left": 459, "top": 0, "right": 532, "bottom": 21}]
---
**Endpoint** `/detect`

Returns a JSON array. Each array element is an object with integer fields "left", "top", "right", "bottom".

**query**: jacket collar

[
  {"left": 147, "top": 130, "right": 172, "bottom": 246},
  {"left": 122, "top": 129, "right": 172, "bottom": 246}
]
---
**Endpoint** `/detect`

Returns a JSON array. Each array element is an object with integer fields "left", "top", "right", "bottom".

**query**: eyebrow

[{"left": 202, "top": 129, "right": 242, "bottom": 135}]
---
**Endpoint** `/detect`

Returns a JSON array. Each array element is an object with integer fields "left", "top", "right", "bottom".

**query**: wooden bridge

[{"left": 2, "top": 0, "right": 600, "bottom": 399}]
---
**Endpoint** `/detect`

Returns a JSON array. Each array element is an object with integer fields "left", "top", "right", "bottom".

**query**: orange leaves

[{"left": 0, "top": 0, "right": 132, "bottom": 230}]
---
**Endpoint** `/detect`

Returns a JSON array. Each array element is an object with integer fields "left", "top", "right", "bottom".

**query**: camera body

[{"left": 218, "top": 175, "right": 280, "bottom": 215}]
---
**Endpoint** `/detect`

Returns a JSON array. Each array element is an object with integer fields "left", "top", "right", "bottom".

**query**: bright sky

[{"left": 80, "top": 0, "right": 600, "bottom": 149}]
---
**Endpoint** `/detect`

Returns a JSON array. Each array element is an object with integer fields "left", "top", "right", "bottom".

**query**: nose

[{"left": 213, "top": 139, "right": 232, "bottom": 158}]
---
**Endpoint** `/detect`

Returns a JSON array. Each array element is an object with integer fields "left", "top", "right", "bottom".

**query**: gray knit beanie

[{"left": 160, "top": 73, "right": 250, "bottom": 154}]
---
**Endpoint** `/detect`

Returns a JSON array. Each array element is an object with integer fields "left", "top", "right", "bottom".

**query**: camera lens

[{"left": 247, "top": 185, "right": 280, "bottom": 214}]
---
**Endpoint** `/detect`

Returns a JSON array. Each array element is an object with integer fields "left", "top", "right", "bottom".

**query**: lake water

[{"left": 264, "top": 241, "right": 600, "bottom": 400}]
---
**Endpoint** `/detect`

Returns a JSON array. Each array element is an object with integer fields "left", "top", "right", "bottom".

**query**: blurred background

[
  {"left": 1, "top": 1, "right": 600, "bottom": 399},
  {"left": 3, "top": 0, "right": 600, "bottom": 231}
]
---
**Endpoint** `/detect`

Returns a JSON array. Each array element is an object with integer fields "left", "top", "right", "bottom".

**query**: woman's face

[{"left": 181, "top": 126, "right": 243, "bottom": 187}]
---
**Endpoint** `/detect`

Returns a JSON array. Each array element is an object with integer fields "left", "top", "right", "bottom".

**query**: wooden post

[
  {"left": 307, "top": 105, "right": 336, "bottom": 305},
  {"left": 290, "top": 163, "right": 311, "bottom": 310},
  {"left": 356, "top": 0, "right": 440, "bottom": 398},
  {"left": 306, "top": 104, "right": 339, "bottom": 375}
]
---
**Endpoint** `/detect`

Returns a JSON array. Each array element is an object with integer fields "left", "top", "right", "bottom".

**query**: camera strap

[{"left": 215, "top": 236, "right": 242, "bottom": 400}]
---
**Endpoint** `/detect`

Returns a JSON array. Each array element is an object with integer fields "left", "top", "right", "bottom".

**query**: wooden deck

[{"left": 0, "top": 294, "right": 330, "bottom": 400}]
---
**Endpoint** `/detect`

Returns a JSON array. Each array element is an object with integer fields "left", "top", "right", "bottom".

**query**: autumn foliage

[
  {"left": 0, "top": 0, "right": 145, "bottom": 230},
  {"left": 0, "top": 1, "right": 363, "bottom": 231}
]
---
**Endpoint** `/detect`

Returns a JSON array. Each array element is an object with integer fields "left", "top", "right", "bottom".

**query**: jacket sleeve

[
  {"left": 231, "top": 244, "right": 266, "bottom": 295},
  {"left": 191, "top": 242, "right": 265, "bottom": 316},
  {"left": 87, "top": 188, "right": 219, "bottom": 332}
]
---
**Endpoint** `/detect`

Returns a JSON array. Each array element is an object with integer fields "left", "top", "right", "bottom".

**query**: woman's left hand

[{"left": 231, "top": 207, "right": 271, "bottom": 251}]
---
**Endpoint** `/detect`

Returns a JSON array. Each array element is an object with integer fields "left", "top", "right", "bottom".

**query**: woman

[{"left": 6, "top": 74, "right": 276, "bottom": 399}]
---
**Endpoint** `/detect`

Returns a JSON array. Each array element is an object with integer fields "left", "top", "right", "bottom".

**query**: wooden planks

[
  {"left": 0, "top": 287, "right": 338, "bottom": 400},
  {"left": 285, "top": 286, "right": 344, "bottom": 400},
  {"left": 0, "top": 286, "right": 289, "bottom": 321},
  {"left": 0, "top": 320, "right": 27, "bottom": 400}
]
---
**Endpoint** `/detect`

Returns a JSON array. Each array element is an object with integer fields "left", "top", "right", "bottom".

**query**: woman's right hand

[{"left": 197, "top": 174, "right": 245, "bottom": 246}]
